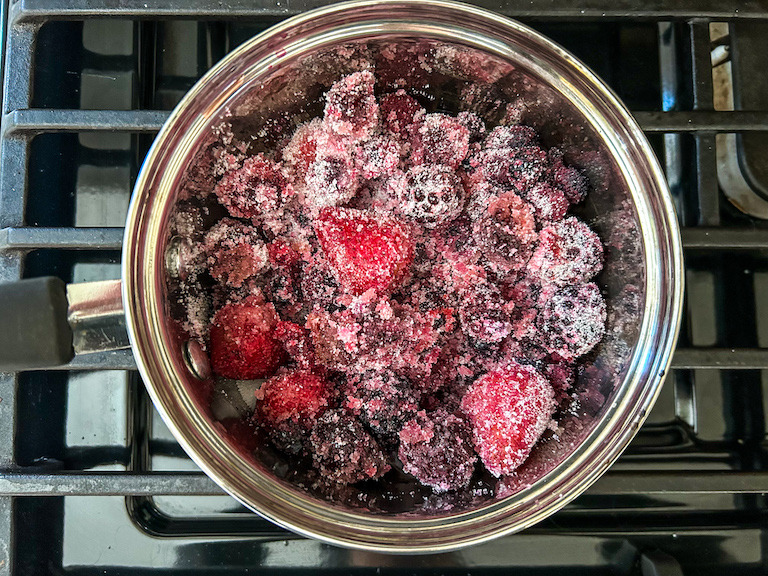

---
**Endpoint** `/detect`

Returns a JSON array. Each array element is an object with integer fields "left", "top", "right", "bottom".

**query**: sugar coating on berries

[
  {"left": 182, "top": 70, "right": 610, "bottom": 491},
  {"left": 323, "top": 70, "right": 379, "bottom": 140},
  {"left": 315, "top": 207, "right": 414, "bottom": 296},
  {"left": 309, "top": 409, "right": 390, "bottom": 483},
  {"left": 461, "top": 361, "right": 556, "bottom": 476},
  {"left": 412, "top": 113, "right": 470, "bottom": 169},
  {"left": 209, "top": 299, "right": 286, "bottom": 380},
  {"left": 398, "top": 165, "right": 466, "bottom": 228},
  {"left": 203, "top": 218, "right": 269, "bottom": 288},
  {"left": 538, "top": 283, "right": 607, "bottom": 361},
  {"left": 345, "top": 371, "right": 419, "bottom": 443},
  {"left": 527, "top": 216, "right": 604, "bottom": 286},
  {"left": 398, "top": 409, "right": 477, "bottom": 492},
  {"left": 380, "top": 91, "right": 424, "bottom": 136},
  {"left": 213, "top": 154, "right": 290, "bottom": 223}
]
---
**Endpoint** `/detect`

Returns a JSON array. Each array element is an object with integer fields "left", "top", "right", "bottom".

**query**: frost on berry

[
  {"left": 323, "top": 70, "right": 379, "bottom": 140},
  {"left": 527, "top": 216, "right": 604, "bottom": 286},
  {"left": 412, "top": 113, "right": 470, "bottom": 169}
]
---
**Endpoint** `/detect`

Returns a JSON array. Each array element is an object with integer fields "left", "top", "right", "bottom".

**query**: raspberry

[
  {"left": 256, "top": 368, "right": 331, "bottom": 425},
  {"left": 549, "top": 148, "right": 588, "bottom": 204},
  {"left": 282, "top": 118, "right": 322, "bottom": 180},
  {"left": 527, "top": 217, "right": 604, "bottom": 286},
  {"left": 461, "top": 361, "right": 555, "bottom": 476},
  {"left": 356, "top": 136, "right": 401, "bottom": 179},
  {"left": 537, "top": 283, "right": 606, "bottom": 361},
  {"left": 213, "top": 154, "right": 290, "bottom": 223},
  {"left": 473, "top": 191, "right": 537, "bottom": 277},
  {"left": 209, "top": 299, "right": 286, "bottom": 380},
  {"left": 304, "top": 147, "right": 360, "bottom": 209},
  {"left": 323, "top": 70, "right": 379, "bottom": 140},
  {"left": 523, "top": 182, "right": 569, "bottom": 224},
  {"left": 398, "top": 409, "right": 477, "bottom": 492},
  {"left": 398, "top": 165, "right": 466, "bottom": 228},
  {"left": 344, "top": 371, "right": 419, "bottom": 444},
  {"left": 380, "top": 91, "right": 424, "bottom": 136},
  {"left": 202, "top": 218, "right": 269, "bottom": 288},
  {"left": 484, "top": 125, "right": 538, "bottom": 150},
  {"left": 315, "top": 207, "right": 414, "bottom": 296},
  {"left": 412, "top": 113, "right": 470, "bottom": 169},
  {"left": 480, "top": 145, "right": 548, "bottom": 192},
  {"left": 309, "top": 409, "right": 390, "bottom": 484},
  {"left": 266, "top": 238, "right": 301, "bottom": 268}
]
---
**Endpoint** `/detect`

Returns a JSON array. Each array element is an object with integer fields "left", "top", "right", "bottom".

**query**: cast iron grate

[{"left": 2, "top": 1, "right": 768, "bottom": 574}]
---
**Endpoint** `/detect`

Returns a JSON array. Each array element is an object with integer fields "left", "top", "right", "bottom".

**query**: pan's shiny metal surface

[{"left": 122, "top": 0, "right": 683, "bottom": 552}]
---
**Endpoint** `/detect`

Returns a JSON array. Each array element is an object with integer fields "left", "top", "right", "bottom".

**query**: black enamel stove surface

[{"left": 2, "top": 1, "right": 768, "bottom": 575}]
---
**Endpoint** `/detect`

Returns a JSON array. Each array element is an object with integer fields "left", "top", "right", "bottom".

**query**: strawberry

[
  {"left": 255, "top": 368, "right": 332, "bottom": 427},
  {"left": 209, "top": 299, "right": 287, "bottom": 380},
  {"left": 461, "top": 361, "right": 555, "bottom": 476},
  {"left": 314, "top": 207, "right": 414, "bottom": 296}
]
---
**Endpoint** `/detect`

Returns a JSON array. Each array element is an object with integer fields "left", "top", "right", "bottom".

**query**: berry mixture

[{"left": 177, "top": 70, "right": 606, "bottom": 493}]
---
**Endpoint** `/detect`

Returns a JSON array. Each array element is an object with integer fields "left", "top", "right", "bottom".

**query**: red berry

[
  {"left": 480, "top": 145, "right": 548, "bottom": 192},
  {"left": 314, "top": 207, "right": 414, "bottom": 296},
  {"left": 380, "top": 91, "right": 424, "bottom": 136},
  {"left": 213, "top": 154, "right": 290, "bottom": 222},
  {"left": 457, "top": 111, "right": 487, "bottom": 142},
  {"left": 527, "top": 216, "right": 603, "bottom": 286},
  {"left": 412, "top": 113, "right": 470, "bottom": 169},
  {"left": 282, "top": 118, "right": 321, "bottom": 179},
  {"left": 202, "top": 218, "right": 269, "bottom": 288},
  {"left": 523, "top": 182, "right": 569, "bottom": 224},
  {"left": 272, "top": 321, "right": 315, "bottom": 369},
  {"left": 398, "top": 165, "right": 466, "bottom": 228},
  {"left": 461, "top": 361, "right": 555, "bottom": 476},
  {"left": 356, "top": 135, "right": 401, "bottom": 179},
  {"left": 266, "top": 238, "right": 301, "bottom": 268},
  {"left": 304, "top": 145, "right": 360, "bottom": 209},
  {"left": 256, "top": 368, "right": 331, "bottom": 427},
  {"left": 323, "top": 70, "right": 379, "bottom": 140},
  {"left": 209, "top": 299, "right": 286, "bottom": 380}
]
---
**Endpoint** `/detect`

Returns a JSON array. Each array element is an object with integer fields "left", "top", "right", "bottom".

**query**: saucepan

[{"left": 0, "top": 0, "right": 683, "bottom": 552}]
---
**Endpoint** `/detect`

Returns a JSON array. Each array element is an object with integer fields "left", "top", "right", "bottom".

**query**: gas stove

[{"left": 2, "top": 1, "right": 768, "bottom": 574}]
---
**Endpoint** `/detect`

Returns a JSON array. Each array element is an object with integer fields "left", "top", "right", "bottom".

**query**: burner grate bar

[
  {"left": 671, "top": 348, "right": 768, "bottom": 369},
  {"left": 10, "top": 0, "right": 768, "bottom": 23},
  {"left": 0, "top": 227, "right": 123, "bottom": 251},
  {"left": 2, "top": 226, "right": 766, "bottom": 252},
  {"left": 4, "top": 109, "right": 167, "bottom": 135},
  {"left": 3, "top": 469, "right": 768, "bottom": 496},
  {"left": 7, "top": 109, "right": 768, "bottom": 135}
]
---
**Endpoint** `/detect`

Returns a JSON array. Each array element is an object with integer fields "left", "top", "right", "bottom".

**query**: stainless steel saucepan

[{"left": 0, "top": 0, "right": 683, "bottom": 553}]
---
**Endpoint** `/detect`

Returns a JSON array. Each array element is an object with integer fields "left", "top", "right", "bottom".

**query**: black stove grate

[{"left": 2, "top": 1, "right": 768, "bottom": 574}]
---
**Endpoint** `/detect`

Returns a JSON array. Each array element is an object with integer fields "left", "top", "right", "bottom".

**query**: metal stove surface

[{"left": 2, "top": 2, "right": 768, "bottom": 575}]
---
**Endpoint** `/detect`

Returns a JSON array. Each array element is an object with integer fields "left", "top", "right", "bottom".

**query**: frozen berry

[
  {"left": 480, "top": 145, "right": 548, "bottom": 192},
  {"left": 345, "top": 371, "right": 419, "bottom": 444},
  {"left": 549, "top": 148, "right": 588, "bottom": 204},
  {"left": 398, "top": 165, "right": 466, "bottom": 228},
  {"left": 323, "top": 70, "right": 379, "bottom": 140},
  {"left": 213, "top": 154, "right": 291, "bottom": 223},
  {"left": 412, "top": 113, "right": 470, "bottom": 169},
  {"left": 398, "top": 409, "right": 477, "bottom": 492},
  {"left": 315, "top": 207, "right": 414, "bottom": 296},
  {"left": 256, "top": 368, "right": 331, "bottom": 426},
  {"left": 538, "top": 283, "right": 606, "bottom": 361},
  {"left": 209, "top": 299, "right": 287, "bottom": 380},
  {"left": 273, "top": 321, "right": 315, "bottom": 369},
  {"left": 202, "top": 218, "right": 269, "bottom": 288},
  {"left": 357, "top": 136, "right": 401, "bottom": 179},
  {"left": 473, "top": 191, "right": 537, "bottom": 277},
  {"left": 484, "top": 125, "right": 538, "bottom": 150},
  {"left": 380, "top": 91, "right": 424, "bottom": 136},
  {"left": 282, "top": 118, "right": 322, "bottom": 179},
  {"left": 527, "top": 216, "right": 603, "bottom": 286},
  {"left": 304, "top": 147, "right": 360, "bottom": 209},
  {"left": 461, "top": 361, "right": 555, "bottom": 476},
  {"left": 459, "top": 283, "right": 514, "bottom": 345},
  {"left": 523, "top": 182, "right": 569, "bottom": 224},
  {"left": 300, "top": 255, "right": 341, "bottom": 311},
  {"left": 266, "top": 238, "right": 301, "bottom": 268},
  {"left": 457, "top": 111, "right": 487, "bottom": 142},
  {"left": 309, "top": 409, "right": 390, "bottom": 484}
]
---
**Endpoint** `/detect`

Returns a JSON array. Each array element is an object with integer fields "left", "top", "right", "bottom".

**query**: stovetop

[{"left": 2, "top": 1, "right": 768, "bottom": 575}]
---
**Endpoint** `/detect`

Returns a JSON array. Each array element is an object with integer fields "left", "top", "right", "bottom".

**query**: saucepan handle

[{"left": 0, "top": 277, "right": 129, "bottom": 371}]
